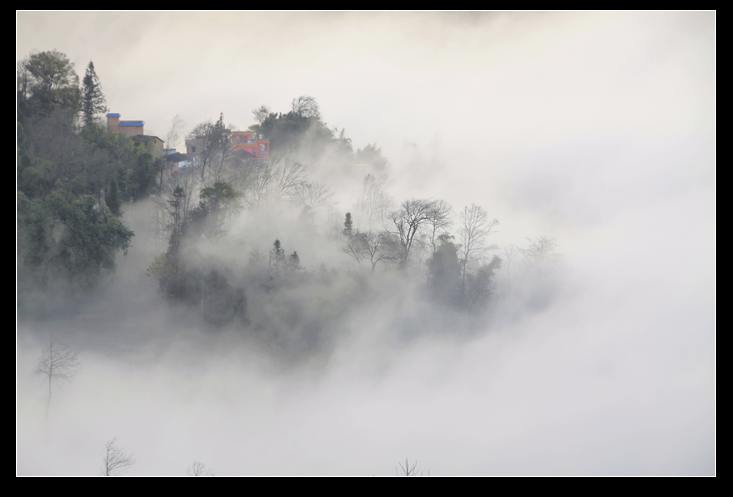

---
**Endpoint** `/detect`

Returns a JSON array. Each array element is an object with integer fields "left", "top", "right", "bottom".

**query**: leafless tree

[
  {"left": 294, "top": 181, "right": 332, "bottom": 210},
  {"left": 357, "top": 174, "right": 392, "bottom": 231},
  {"left": 391, "top": 199, "right": 436, "bottom": 265},
  {"left": 344, "top": 231, "right": 400, "bottom": 272},
  {"left": 460, "top": 204, "right": 499, "bottom": 288},
  {"left": 37, "top": 339, "right": 79, "bottom": 416},
  {"left": 426, "top": 199, "right": 452, "bottom": 254},
  {"left": 102, "top": 438, "right": 134, "bottom": 476},
  {"left": 165, "top": 114, "right": 185, "bottom": 150},
  {"left": 241, "top": 158, "right": 311, "bottom": 207},
  {"left": 397, "top": 458, "right": 420, "bottom": 476},
  {"left": 275, "top": 160, "right": 307, "bottom": 198},
  {"left": 521, "top": 236, "right": 557, "bottom": 264},
  {"left": 291, "top": 95, "right": 320, "bottom": 119},
  {"left": 187, "top": 461, "right": 214, "bottom": 476}
]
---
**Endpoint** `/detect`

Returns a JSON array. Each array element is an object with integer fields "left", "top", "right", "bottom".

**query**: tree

[
  {"left": 165, "top": 114, "right": 186, "bottom": 150},
  {"left": 81, "top": 61, "right": 107, "bottom": 128},
  {"left": 344, "top": 231, "right": 400, "bottom": 272},
  {"left": 358, "top": 174, "right": 392, "bottom": 231},
  {"left": 520, "top": 236, "right": 557, "bottom": 266},
  {"left": 291, "top": 95, "right": 320, "bottom": 119},
  {"left": 355, "top": 144, "right": 388, "bottom": 172},
  {"left": 191, "top": 181, "right": 241, "bottom": 238},
  {"left": 252, "top": 105, "right": 271, "bottom": 124},
  {"left": 343, "top": 212, "right": 353, "bottom": 238},
  {"left": 287, "top": 251, "right": 301, "bottom": 271},
  {"left": 37, "top": 339, "right": 79, "bottom": 417},
  {"left": 187, "top": 115, "right": 231, "bottom": 183},
  {"left": 459, "top": 204, "right": 498, "bottom": 289},
  {"left": 270, "top": 239, "right": 286, "bottom": 270},
  {"left": 397, "top": 458, "right": 422, "bottom": 476},
  {"left": 464, "top": 255, "right": 502, "bottom": 311},
  {"left": 106, "top": 178, "right": 121, "bottom": 216},
  {"left": 426, "top": 234, "right": 462, "bottom": 306},
  {"left": 17, "top": 50, "right": 81, "bottom": 121},
  {"left": 426, "top": 200, "right": 452, "bottom": 254},
  {"left": 187, "top": 461, "right": 214, "bottom": 476},
  {"left": 102, "top": 438, "right": 134, "bottom": 476},
  {"left": 391, "top": 199, "right": 435, "bottom": 265},
  {"left": 209, "top": 113, "right": 232, "bottom": 183}
]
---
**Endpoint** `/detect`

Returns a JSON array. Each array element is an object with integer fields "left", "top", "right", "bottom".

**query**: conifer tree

[
  {"left": 81, "top": 61, "right": 107, "bottom": 127},
  {"left": 343, "top": 212, "right": 353, "bottom": 238}
]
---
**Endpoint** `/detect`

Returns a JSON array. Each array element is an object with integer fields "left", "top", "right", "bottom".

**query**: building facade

[
  {"left": 185, "top": 130, "right": 270, "bottom": 160},
  {"left": 107, "top": 112, "right": 164, "bottom": 159}
]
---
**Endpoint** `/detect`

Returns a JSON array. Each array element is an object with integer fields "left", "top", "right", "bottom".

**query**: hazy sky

[
  {"left": 16, "top": 11, "right": 715, "bottom": 242},
  {"left": 17, "top": 11, "right": 715, "bottom": 475}
]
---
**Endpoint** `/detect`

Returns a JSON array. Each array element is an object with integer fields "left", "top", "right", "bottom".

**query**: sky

[{"left": 17, "top": 11, "right": 715, "bottom": 475}]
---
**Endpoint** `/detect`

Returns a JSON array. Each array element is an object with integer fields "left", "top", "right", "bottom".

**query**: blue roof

[
  {"left": 119, "top": 121, "right": 144, "bottom": 127},
  {"left": 106, "top": 113, "right": 120, "bottom": 118}
]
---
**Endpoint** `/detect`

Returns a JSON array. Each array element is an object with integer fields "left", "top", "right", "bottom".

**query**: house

[
  {"left": 185, "top": 129, "right": 270, "bottom": 161},
  {"left": 230, "top": 131, "right": 270, "bottom": 160},
  {"left": 107, "top": 112, "right": 164, "bottom": 159},
  {"left": 132, "top": 135, "right": 165, "bottom": 159}
]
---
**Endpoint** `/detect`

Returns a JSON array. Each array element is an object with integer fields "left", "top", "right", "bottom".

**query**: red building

[{"left": 230, "top": 131, "right": 270, "bottom": 160}]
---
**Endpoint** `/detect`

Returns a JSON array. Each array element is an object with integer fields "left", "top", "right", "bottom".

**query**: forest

[{"left": 17, "top": 50, "right": 558, "bottom": 360}]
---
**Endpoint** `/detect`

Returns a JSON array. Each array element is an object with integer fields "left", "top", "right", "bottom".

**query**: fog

[{"left": 17, "top": 11, "right": 715, "bottom": 475}]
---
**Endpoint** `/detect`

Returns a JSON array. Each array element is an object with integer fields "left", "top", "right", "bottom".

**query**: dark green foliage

[
  {"left": 355, "top": 144, "right": 388, "bottom": 171},
  {"left": 464, "top": 256, "right": 502, "bottom": 311},
  {"left": 188, "top": 181, "right": 240, "bottom": 238},
  {"left": 202, "top": 270, "right": 248, "bottom": 327},
  {"left": 81, "top": 61, "right": 107, "bottom": 128},
  {"left": 106, "top": 179, "right": 120, "bottom": 216},
  {"left": 270, "top": 239, "right": 286, "bottom": 269},
  {"left": 18, "top": 190, "right": 133, "bottom": 291},
  {"left": 17, "top": 50, "right": 81, "bottom": 123},
  {"left": 253, "top": 96, "right": 350, "bottom": 165},
  {"left": 427, "top": 234, "right": 502, "bottom": 311},
  {"left": 426, "top": 234, "right": 463, "bottom": 306},
  {"left": 17, "top": 50, "right": 158, "bottom": 297},
  {"left": 288, "top": 251, "right": 301, "bottom": 271}
]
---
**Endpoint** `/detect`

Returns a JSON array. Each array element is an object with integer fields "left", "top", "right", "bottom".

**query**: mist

[{"left": 17, "top": 11, "right": 715, "bottom": 476}]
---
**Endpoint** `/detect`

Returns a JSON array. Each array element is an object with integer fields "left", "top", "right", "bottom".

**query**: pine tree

[
  {"left": 270, "top": 239, "right": 285, "bottom": 269},
  {"left": 81, "top": 61, "right": 107, "bottom": 128},
  {"left": 288, "top": 251, "right": 301, "bottom": 270},
  {"left": 343, "top": 212, "right": 353, "bottom": 238}
]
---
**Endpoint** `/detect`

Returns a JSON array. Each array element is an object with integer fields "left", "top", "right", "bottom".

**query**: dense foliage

[{"left": 17, "top": 51, "right": 161, "bottom": 299}]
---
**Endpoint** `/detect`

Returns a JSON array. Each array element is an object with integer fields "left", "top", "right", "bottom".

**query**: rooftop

[
  {"left": 132, "top": 135, "right": 163, "bottom": 143},
  {"left": 119, "top": 121, "right": 144, "bottom": 127}
]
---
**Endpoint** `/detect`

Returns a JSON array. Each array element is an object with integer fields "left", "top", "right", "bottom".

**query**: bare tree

[
  {"left": 426, "top": 199, "right": 452, "bottom": 254},
  {"left": 294, "top": 181, "right": 332, "bottom": 210},
  {"left": 391, "top": 199, "right": 436, "bottom": 265},
  {"left": 397, "top": 458, "right": 420, "bottom": 476},
  {"left": 187, "top": 461, "right": 214, "bottom": 476},
  {"left": 275, "top": 160, "right": 307, "bottom": 197},
  {"left": 357, "top": 174, "right": 392, "bottom": 231},
  {"left": 521, "top": 236, "right": 557, "bottom": 265},
  {"left": 37, "top": 339, "right": 79, "bottom": 417},
  {"left": 102, "top": 438, "right": 134, "bottom": 476},
  {"left": 291, "top": 95, "right": 320, "bottom": 119},
  {"left": 344, "top": 231, "right": 400, "bottom": 272},
  {"left": 460, "top": 204, "right": 499, "bottom": 288},
  {"left": 165, "top": 114, "right": 185, "bottom": 150}
]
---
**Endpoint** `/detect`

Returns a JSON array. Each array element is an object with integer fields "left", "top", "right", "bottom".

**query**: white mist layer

[{"left": 17, "top": 11, "right": 715, "bottom": 475}]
